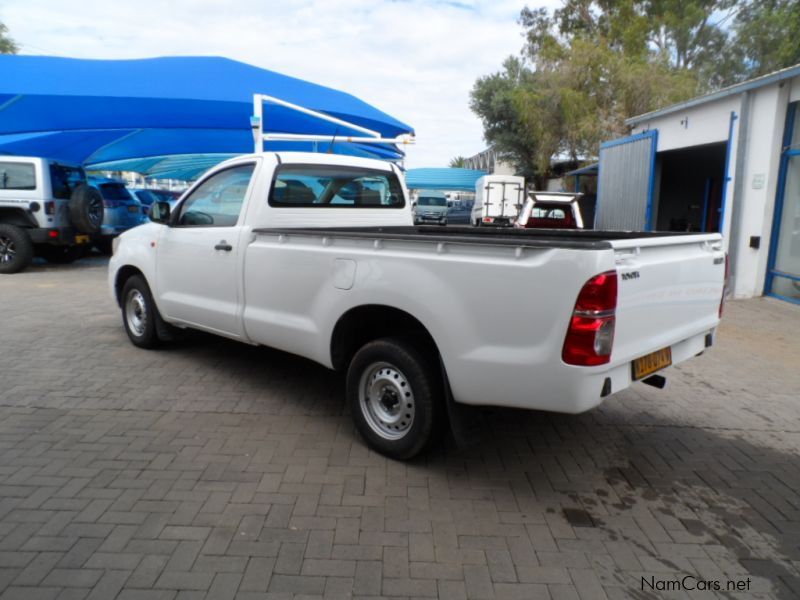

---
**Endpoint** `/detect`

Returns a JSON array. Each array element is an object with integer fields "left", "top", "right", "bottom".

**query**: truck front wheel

[
  {"left": 346, "top": 337, "right": 443, "bottom": 459},
  {"left": 121, "top": 275, "right": 162, "bottom": 349},
  {"left": 0, "top": 224, "right": 34, "bottom": 274}
]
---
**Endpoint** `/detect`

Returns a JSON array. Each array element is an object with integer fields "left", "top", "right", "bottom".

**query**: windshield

[
  {"left": 97, "top": 182, "right": 134, "bottom": 201},
  {"left": 50, "top": 164, "right": 86, "bottom": 200},
  {"left": 418, "top": 196, "right": 446, "bottom": 207}
]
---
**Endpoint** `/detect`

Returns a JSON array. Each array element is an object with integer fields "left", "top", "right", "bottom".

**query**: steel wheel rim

[
  {"left": 0, "top": 236, "right": 15, "bottom": 264},
  {"left": 359, "top": 361, "right": 415, "bottom": 440},
  {"left": 125, "top": 289, "right": 147, "bottom": 337}
]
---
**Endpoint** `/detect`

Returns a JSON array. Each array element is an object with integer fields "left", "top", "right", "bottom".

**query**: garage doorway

[{"left": 653, "top": 142, "right": 727, "bottom": 232}]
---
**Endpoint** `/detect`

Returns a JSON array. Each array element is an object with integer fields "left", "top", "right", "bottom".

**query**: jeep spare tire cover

[{"left": 69, "top": 184, "right": 104, "bottom": 234}]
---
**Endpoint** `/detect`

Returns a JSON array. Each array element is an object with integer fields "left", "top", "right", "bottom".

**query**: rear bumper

[
  {"left": 450, "top": 329, "right": 714, "bottom": 413},
  {"left": 28, "top": 227, "right": 92, "bottom": 247}
]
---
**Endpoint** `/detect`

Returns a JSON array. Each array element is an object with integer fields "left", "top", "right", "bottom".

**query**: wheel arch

[
  {"left": 114, "top": 265, "right": 146, "bottom": 307},
  {"left": 0, "top": 207, "right": 38, "bottom": 228},
  {"left": 330, "top": 304, "right": 441, "bottom": 372}
]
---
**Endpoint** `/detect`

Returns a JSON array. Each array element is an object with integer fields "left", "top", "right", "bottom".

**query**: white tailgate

[{"left": 610, "top": 234, "right": 725, "bottom": 364}]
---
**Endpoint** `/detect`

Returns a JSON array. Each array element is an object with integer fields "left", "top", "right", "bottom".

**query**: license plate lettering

[
  {"left": 632, "top": 347, "right": 672, "bottom": 380},
  {"left": 75, "top": 234, "right": 90, "bottom": 244}
]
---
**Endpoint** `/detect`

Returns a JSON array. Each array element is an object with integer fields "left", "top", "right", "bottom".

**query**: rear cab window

[{"left": 269, "top": 165, "right": 405, "bottom": 208}]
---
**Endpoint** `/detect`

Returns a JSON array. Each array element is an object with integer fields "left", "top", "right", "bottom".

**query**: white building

[{"left": 595, "top": 64, "right": 800, "bottom": 303}]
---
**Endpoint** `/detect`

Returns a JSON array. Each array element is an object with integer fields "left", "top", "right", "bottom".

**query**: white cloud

[{"left": 2, "top": 0, "right": 560, "bottom": 167}]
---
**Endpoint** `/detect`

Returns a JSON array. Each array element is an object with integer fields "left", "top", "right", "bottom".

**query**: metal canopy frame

[{"left": 251, "top": 94, "right": 415, "bottom": 153}]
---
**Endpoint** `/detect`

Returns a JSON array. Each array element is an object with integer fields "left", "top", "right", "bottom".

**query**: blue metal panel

[
  {"left": 644, "top": 130, "right": 658, "bottom": 231},
  {"left": 718, "top": 111, "right": 738, "bottom": 234},
  {"left": 599, "top": 130, "right": 656, "bottom": 150},
  {"left": 765, "top": 102, "right": 798, "bottom": 297}
]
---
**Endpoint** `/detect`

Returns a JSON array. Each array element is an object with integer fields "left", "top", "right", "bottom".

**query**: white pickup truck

[{"left": 109, "top": 152, "right": 726, "bottom": 458}]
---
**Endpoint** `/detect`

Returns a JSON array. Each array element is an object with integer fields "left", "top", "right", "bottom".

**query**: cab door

[{"left": 156, "top": 162, "right": 256, "bottom": 338}]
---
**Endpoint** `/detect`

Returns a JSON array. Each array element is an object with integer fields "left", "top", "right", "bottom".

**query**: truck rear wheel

[
  {"left": 0, "top": 224, "right": 34, "bottom": 274},
  {"left": 346, "top": 337, "right": 443, "bottom": 459}
]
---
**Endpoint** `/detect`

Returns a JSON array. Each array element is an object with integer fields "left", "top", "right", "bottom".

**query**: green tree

[
  {"left": 725, "top": 0, "right": 800, "bottom": 82},
  {"left": 449, "top": 156, "right": 466, "bottom": 168},
  {"left": 0, "top": 21, "right": 18, "bottom": 54},
  {"left": 469, "top": 56, "right": 541, "bottom": 180}
]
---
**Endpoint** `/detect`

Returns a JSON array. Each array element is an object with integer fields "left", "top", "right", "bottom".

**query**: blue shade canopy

[
  {"left": 405, "top": 168, "right": 486, "bottom": 191},
  {"left": 0, "top": 55, "right": 414, "bottom": 167}
]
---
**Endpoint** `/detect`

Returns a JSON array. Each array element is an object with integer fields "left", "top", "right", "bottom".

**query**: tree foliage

[
  {"left": 727, "top": 0, "right": 800, "bottom": 82},
  {"left": 470, "top": 0, "right": 800, "bottom": 181},
  {"left": 449, "top": 156, "right": 466, "bottom": 168},
  {"left": 0, "top": 21, "right": 17, "bottom": 54}
]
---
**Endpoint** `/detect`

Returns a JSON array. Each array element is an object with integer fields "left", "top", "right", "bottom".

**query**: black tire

[
  {"left": 346, "top": 337, "right": 443, "bottom": 460},
  {"left": 121, "top": 275, "right": 162, "bottom": 349},
  {"left": 39, "top": 245, "right": 84, "bottom": 264},
  {"left": 69, "top": 184, "right": 104, "bottom": 234},
  {"left": 0, "top": 224, "right": 34, "bottom": 274}
]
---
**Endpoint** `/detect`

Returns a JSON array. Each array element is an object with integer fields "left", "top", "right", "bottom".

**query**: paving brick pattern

[{"left": 0, "top": 257, "right": 798, "bottom": 599}]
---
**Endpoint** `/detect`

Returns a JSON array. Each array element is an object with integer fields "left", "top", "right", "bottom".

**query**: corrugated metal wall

[{"left": 595, "top": 131, "right": 657, "bottom": 230}]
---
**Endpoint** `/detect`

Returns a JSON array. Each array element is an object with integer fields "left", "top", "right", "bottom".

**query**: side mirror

[{"left": 150, "top": 201, "right": 171, "bottom": 224}]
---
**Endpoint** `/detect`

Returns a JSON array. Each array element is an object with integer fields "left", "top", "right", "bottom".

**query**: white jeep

[{"left": 0, "top": 156, "right": 104, "bottom": 273}]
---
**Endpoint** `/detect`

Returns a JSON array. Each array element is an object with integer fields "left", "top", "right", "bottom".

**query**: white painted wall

[
  {"left": 633, "top": 96, "right": 739, "bottom": 151},
  {"left": 734, "top": 83, "right": 791, "bottom": 298},
  {"left": 791, "top": 77, "right": 800, "bottom": 102}
]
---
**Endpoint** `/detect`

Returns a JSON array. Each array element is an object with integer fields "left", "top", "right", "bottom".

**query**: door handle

[{"left": 214, "top": 241, "right": 233, "bottom": 251}]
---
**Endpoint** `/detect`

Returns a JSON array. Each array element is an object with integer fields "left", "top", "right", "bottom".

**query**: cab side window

[
  {"left": 0, "top": 162, "right": 36, "bottom": 191},
  {"left": 178, "top": 164, "right": 255, "bottom": 227}
]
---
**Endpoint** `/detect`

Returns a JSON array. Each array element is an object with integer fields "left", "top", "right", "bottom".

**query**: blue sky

[{"left": 1, "top": 0, "right": 562, "bottom": 167}]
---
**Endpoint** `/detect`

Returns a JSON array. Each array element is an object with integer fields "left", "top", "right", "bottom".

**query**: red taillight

[
  {"left": 562, "top": 271, "right": 618, "bottom": 366},
  {"left": 48, "top": 229, "right": 59, "bottom": 239},
  {"left": 719, "top": 253, "right": 729, "bottom": 318},
  {"left": 482, "top": 217, "right": 493, "bottom": 223},
  {"left": 44, "top": 201, "right": 55, "bottom": 215}
]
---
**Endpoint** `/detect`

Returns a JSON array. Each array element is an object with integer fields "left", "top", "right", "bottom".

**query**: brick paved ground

[{"left": 0, "top": 256, "right": 798, "bottom": 600}]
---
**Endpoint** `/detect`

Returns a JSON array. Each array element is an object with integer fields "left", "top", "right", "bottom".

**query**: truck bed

[{"left": 252, "top": 225, "right": 706, "bottom": 251}]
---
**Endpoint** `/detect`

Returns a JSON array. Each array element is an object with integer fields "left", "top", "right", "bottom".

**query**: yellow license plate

[
  {"left": 75, "top": 234, "right": 90, "bottom": 245},
  {"left": 632, "top": 347, "right": 672, "bottom": 380}
]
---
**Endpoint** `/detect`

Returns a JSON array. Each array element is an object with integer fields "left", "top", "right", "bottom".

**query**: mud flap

[{"left": 440, "top": 358, "right": 484, "bottom": 450}]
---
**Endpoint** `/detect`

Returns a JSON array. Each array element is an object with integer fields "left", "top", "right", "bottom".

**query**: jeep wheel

[
  {"left": 69, "top": 185, "right": 104, "bottom": 234},
  {"left": 0, "top": 225, "right": 34, "bottom": 274},
  {"left": 346, "top": 337, "right": 443, "bottom": 459}
]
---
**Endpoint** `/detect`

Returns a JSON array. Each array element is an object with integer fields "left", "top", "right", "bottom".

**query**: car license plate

[
  {"left": 75, "top": 234, "right": 90, "bottom": 245},
  {"left": 632, "top": 347, "right": 672, "bottom": 380},
  {"left": 128, "top": 205, "right": 139, "bottom": 213}
]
